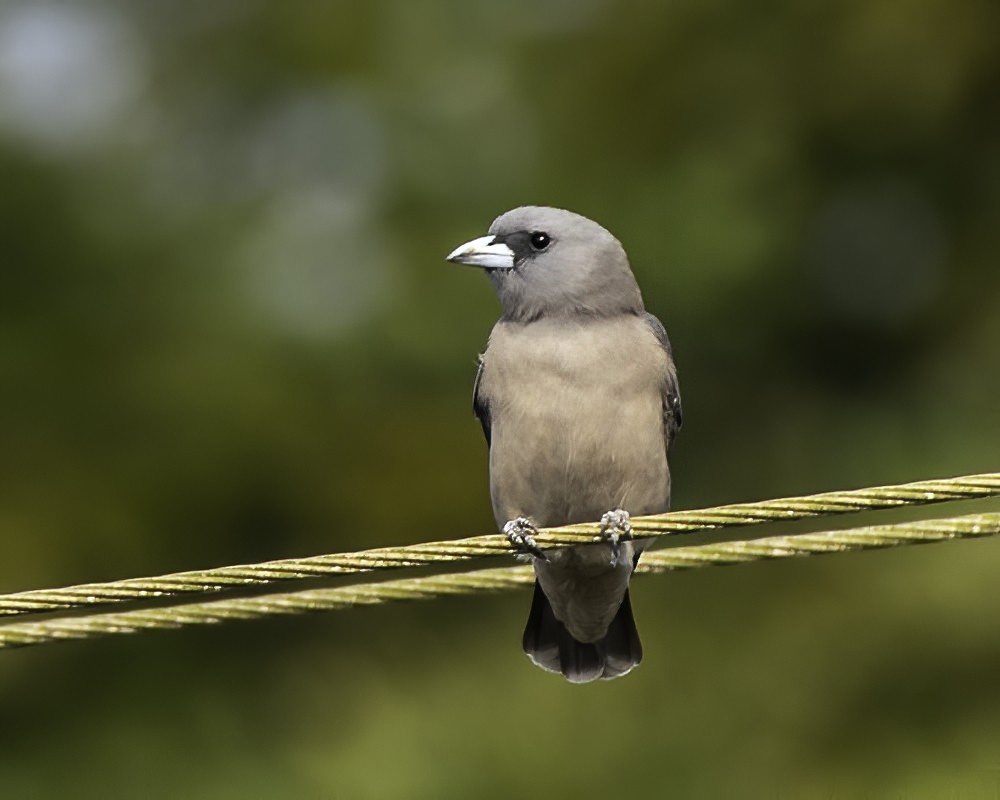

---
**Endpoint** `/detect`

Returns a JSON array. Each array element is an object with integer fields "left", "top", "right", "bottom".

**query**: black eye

[{"left": 529, "top": 232, "right": 551, "bottom": 250}]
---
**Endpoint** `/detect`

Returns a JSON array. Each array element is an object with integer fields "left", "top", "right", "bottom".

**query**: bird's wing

[
  {"left": 641, "top": 312, "right": 682, "bottom": 450},
  {"left": 472, "top": 354, "right": 492, "bottom": 447}
]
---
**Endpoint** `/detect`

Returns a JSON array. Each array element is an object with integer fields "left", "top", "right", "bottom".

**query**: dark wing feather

[
  {"left": 641, "top": 312, "right": 682, "bottom": 449},
  {"left": 472, "top": 355, "right": 491, "bottom": 447}
]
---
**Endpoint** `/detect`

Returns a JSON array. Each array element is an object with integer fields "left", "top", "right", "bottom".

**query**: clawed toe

[
  {"left": 599, "top": 509, "right": 632, "bottom": 567},
  {"left": 503, "top": 516, "right": 547, "bottom": 560}
]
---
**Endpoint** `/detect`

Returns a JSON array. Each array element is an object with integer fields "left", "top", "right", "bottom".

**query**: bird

[{"left": 446, "top": 206, "right": 682, "bottom": 683}]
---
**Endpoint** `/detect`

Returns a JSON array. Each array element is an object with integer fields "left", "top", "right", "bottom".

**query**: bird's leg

[
  {"left": 503, "top": 516, "right": 547, "bottom": 561},
  {"left": 599, "top": 509, "right": 632, "bottom": 568}
]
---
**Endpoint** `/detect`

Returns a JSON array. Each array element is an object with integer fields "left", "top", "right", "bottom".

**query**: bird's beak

[{"left": 445, "top": 235, "right": 515, "bottom": 269}]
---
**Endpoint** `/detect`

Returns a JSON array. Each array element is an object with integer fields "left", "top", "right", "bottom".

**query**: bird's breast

[{"left": 481, "top": 316, "right": 671, "bottom": 528}]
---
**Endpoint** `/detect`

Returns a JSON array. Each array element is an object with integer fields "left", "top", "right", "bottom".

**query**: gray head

[{"left": 446, "top": 206, "right": 644, "bottom": 322}]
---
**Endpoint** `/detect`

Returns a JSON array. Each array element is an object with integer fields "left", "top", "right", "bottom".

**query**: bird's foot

[
  {"left": 599, "top": 509, "right": 632, "bottom": 567},
  {"left": 503, "top": 516, "right": 547, "bottom": 561}
]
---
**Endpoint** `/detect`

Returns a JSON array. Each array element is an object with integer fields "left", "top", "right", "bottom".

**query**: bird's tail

[{"left": 521, "top": 581, "right": 642, "bottom": 683}]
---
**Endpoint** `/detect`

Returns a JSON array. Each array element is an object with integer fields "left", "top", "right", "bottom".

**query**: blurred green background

[{"left": 2, "top": 0, "right": 1000, "bottom": 797}]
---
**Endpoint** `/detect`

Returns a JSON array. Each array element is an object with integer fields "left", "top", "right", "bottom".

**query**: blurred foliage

[{"left": 1, "top": 0, "right": 1000, "bottom": 796}]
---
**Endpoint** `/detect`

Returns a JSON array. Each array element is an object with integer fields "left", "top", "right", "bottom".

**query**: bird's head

[{"left": 446, "top": 206, "right": 643, "bottom": 322}]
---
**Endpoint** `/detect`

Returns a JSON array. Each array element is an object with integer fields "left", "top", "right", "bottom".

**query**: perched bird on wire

[{"left": 447, "top": 206, "right": 681, "bottom": 683}]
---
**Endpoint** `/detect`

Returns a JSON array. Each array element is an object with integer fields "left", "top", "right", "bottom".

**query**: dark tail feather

[
  {"left": 599, "top": 588, "right": 643, "bottom": 680},
  {"left": 522, "top": 581, "right": 563, "bottom": 674},
  {"left": 521, "top": 581, "right": 643, "bottom": 683}
]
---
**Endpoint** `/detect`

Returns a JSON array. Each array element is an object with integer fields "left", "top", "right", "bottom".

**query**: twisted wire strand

[
  {"left": 2, "top": 512, "right": 998, "bottom": 651},
  {"left": 1, "top": 472, "right": 998, "bottom": 619}
]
